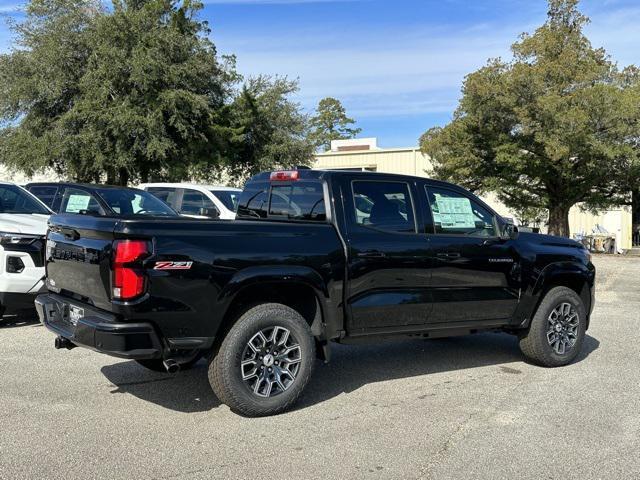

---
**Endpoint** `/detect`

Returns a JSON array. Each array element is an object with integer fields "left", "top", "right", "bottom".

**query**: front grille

[
  {"left": 29, "top": 238, "right": 45, "bottom": 267},
  {"left": 2, "top": 236, "right": 45, "bottom": 267}
]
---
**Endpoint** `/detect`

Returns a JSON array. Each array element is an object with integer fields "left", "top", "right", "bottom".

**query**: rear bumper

[{"left": 35, "top": 293, "right": 162, "bottom": 360}]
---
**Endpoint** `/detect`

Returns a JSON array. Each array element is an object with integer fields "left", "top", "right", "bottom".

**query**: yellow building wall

[
  {"left": 315, "top": 148, "right": 432, "bottom": 177},
  {"left": 0, "top": 165, "right": 62, "bottom": 185},
  {"left": 569, "top": 205, "right": 632, "bottom": 250}
]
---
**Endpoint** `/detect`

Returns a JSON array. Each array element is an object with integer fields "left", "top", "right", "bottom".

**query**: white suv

[
  {"left": 139, "top": 183, "right": 241, "bottom": 220},
  {"left": 0, "top": 183, "right": 51, "bottom": 319}
]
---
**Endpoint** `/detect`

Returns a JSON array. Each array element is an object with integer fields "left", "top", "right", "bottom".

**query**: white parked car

[
  {"left": 139, "top": 183, "right": 241, "bottom": 220},
  {"left": 0, "top": 182, "right": 51, "bottom": 319}
]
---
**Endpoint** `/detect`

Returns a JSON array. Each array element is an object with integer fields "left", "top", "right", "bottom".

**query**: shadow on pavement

[
  {"left": 100, "top": 332, "right": 600, "bottom": 414},
  {"left": 300, "top": 332, "right": 600, "bottom": 410},
  {"left": 574, "top": 334, "right": 600, "bottom": 362},
  {"left": 101, "top": 360, "right": 221, "bottom": 413},
  {"left": 0, "top": 312, "right": 40, "bottom": 329}
]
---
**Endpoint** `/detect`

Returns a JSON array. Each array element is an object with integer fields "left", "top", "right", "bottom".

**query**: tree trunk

[
  {"left": 118, "top": 168, "right": 129, "bottom": 186},
  {"left": 547, "top": 205, "right": 571, "bottom": 237},
  {"left": 633, "top": 188, "right": 640, "bottom": 247}
]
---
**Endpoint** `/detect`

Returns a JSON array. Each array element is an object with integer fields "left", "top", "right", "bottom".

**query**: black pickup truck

[{"left": 36, "top": 170, "right": 595, "bottom": 416}]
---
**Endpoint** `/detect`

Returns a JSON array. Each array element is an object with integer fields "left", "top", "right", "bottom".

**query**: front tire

[
  {"left": 519, "top": 286, "right": 586, "bottom": 367},
  {"left": 208, "top": 303, "right": 315, "bottom": 417}
]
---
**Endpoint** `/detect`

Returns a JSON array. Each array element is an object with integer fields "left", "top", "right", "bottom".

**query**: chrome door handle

[
  {"left": 436, "top": 252, "right": 461, "bottom": 259},
  {"left": 357, "top": 250, "right": 386, "bottom": 258}
]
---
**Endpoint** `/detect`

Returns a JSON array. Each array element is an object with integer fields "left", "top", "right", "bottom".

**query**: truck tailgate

[{"left": 46, "top": 215, "right": 120, "bottom": 311}]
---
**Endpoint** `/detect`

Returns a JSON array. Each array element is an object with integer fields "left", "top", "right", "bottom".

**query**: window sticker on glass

[
  {"left": 65, "top": 194, "right": 91, "bottom": 213},
  {"left": 433, "top": 194, "right": 476, "bottom": 229}
]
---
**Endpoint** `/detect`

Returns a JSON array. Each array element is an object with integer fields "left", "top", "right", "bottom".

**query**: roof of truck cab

[{"left": 250, "top": 169, "right": 470, "bottom": 191}]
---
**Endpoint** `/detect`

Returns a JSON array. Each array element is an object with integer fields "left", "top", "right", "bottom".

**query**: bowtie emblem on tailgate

[{"left": 153, "top": 261, "right": 193, "bottom": 270}]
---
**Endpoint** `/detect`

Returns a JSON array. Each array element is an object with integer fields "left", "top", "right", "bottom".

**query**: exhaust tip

[
  {"left": 54, "top": 336, "right": 76, "bottom": 350},
  {"left": 163, "top": 359, "right": 180, "bottom": 374}
]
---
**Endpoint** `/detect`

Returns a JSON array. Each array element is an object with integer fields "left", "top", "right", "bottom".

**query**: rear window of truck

[{"left": 237, "top": 181, "right": 326, "bottom": 222}]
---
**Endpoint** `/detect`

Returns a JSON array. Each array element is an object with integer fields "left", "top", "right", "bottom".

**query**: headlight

[{"left": 0, "top": 232, "right": 42, "bottom": 246}]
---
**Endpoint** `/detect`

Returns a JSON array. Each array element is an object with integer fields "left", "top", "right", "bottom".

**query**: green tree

[
  {"left": 616, "top": 67, "right": 640, "bottom": 244},
  {"left": 309, "top": 97, "right": 361, "bottom": 152},
  {"left": 0, "top": 0, "right": 102, "bottom": 180},
  {"left": 420, "top": 0, "right": 637, "bottom": 237},
  {"left": 217, "top": 75, "right": 314, "bottom": 185},
  {"left": 0, "top": 0, "right": 237, "bottom": 185}
]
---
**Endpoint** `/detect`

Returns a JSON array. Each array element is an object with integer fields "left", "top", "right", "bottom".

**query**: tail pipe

[
  {"left": 54, "top": 336, "right": 76, "bottom": 350},
  {"left": 163, "top": 359, "right": 180, "bottom": 373}
]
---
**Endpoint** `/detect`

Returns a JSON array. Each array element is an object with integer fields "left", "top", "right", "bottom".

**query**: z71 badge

[{"left": 154, "top": 261, "right": 193, "bottom": 270}]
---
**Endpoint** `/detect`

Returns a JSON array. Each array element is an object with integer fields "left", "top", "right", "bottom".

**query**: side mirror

[
  {"left": 199, "top": 207, "right": 220, "bottom": 219},
  {"left": 501, "top": 223, "right": 519, "bottom": 240}
]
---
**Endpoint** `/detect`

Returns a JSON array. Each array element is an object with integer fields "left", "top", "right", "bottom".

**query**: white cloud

[
  {"left": 216, "top": 3, "right": 640, "bottom": 121},
  {"left": 219, "top": 23, "right": 521, "bottom": 117}
]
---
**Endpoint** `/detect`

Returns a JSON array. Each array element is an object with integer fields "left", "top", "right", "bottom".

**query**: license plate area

[{"left": 68, "top": 305, "right": 84, "bottom": 326}]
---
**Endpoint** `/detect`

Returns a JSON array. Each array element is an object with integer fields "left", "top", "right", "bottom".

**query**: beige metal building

[
  {"left": 315, "top": 138, "right": 633, "bottom": 251},
  {"left": 0, "top": 165, "right": 61, "bottom": 185}
]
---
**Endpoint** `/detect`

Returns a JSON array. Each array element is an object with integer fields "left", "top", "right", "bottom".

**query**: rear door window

[
  {"left": 146, "top": 187, "right": 179, "bottom": 210},
  {"left": 350, "top": 181, "right": 416, "bottom": 233},
  {"left": 180, "top": 189, "right": 218, "bottom": 216}
]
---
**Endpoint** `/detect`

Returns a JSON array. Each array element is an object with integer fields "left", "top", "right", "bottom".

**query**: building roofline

[{"left": 315, "top": 146, "right": 423, "bottom": 157}]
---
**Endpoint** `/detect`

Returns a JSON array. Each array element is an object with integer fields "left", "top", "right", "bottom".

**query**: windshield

[
  {"left": 210, "top": 190, "right": 240, "bottom": 212},
  {"left": 96, "top": 188, "right": 177, "bottom": 216},
  {"left": 0, "top": 185, "right": 50, "bottom": 215}
]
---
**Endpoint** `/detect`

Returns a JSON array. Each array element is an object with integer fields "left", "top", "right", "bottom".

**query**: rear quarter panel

[{"left": 116, "top": 219, "right": 345, "bottom": 341}]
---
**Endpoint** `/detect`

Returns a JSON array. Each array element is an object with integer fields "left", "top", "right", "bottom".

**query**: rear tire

[
  {"left": 208, "top": 303, "right": 315, "bottom": 417},
  {"left": 519, "top": 286, "right": 586, "bottom": 367}
]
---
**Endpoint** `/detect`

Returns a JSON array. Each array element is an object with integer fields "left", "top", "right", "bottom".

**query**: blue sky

[{"left": 1, "top": 0, "right": 639, "bottom": 147}]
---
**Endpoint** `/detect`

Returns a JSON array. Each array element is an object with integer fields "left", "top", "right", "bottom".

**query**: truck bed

[{"left": 45, "top": 214, "right": 345, "bottom": 343}]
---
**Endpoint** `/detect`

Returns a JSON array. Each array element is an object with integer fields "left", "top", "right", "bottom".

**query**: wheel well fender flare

[
  {"left": 218, "top": 265, "right": 329, "bottom": 333},
  {"left": 529, "top": 261, "right": 594, "bottom": 323}
]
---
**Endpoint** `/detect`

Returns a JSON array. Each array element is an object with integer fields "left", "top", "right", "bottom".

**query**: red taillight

[
  {"left": 112, "top": 239, "right": 149, "bottom": 300},
  {"left": 270, "top": 170, "right": 299, "bottom": 181}
]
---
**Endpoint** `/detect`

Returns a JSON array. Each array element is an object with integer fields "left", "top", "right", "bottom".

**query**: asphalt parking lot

[{"left": 1, "top": 255, "right": 639, "bottom": 480}]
